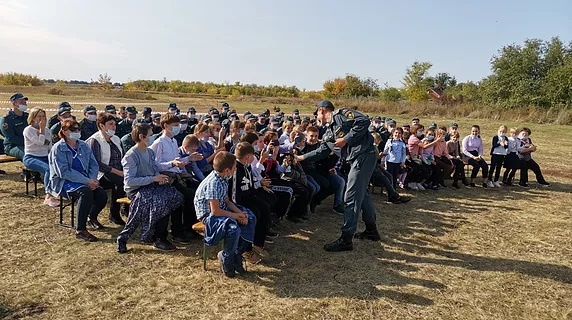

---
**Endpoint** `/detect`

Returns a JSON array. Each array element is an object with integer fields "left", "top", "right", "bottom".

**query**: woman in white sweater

[{"left": 22, "top": 108, "right": 59, "bottom": 206}]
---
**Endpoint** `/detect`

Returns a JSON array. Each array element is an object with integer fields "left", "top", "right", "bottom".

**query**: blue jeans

[
  {"left": 22, "top": 154, "right": 50, "bottom": 188},
  {"left": 327, "top": 173, "right": 345, "bottom": 207},
  {"left": 306, "top": 175, "right": 320, "bottom": 197}
]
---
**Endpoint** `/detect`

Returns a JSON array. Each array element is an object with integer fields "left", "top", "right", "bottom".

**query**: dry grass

[
  {"left": 0, "top": 88, "right": 571, "bottom": 318},
  {"left": 1, "top": 110, "right": 571, "bottom": 319}
]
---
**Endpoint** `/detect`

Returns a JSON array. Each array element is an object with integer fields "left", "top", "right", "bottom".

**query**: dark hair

[
  {"left": 263, "top": 131, "right": 278, "bottom": 144},
  {"left": 132, "top": 123, "right": 151, "bottom": 142},
  {"left": 235, "top": 142, "right": 255, "bottom": 160},
  {"left": 411, "top": 124, "right": 424, "bottom": 134},
  {"left": 472, "top": 124, "right": 480, "bottom": 131},
  {"left": 241, "top": 132, "right": 259, "bottom": 145},
  {"left": 213, "top": 151, "right": 236, "bottom": 172},
  {"left": 160, "top": 113, "right": 181, "bottom": 129},
  {"left": 97, "top": 113, "right": 117, "bottom": 129},
  {"left": 438, "top": 126, "right": 447, "bottom": 132},
  {"left": 521, "top": 127, "right": 531, "bottom": 135},
  {"left": 393, "top": 127, "right": 404, "bottom": 134},
  {"left": 58, "top": 119, "right": 80, "bottom": 140}
]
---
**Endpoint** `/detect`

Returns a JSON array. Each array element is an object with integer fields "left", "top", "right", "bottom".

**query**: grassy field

[{"left": 0, "top": 94, "right": 571, "bottom": 319}]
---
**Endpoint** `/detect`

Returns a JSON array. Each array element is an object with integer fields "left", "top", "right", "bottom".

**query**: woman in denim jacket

[{"left": 47, "top": 120, "right": 108, "bottom": 242}]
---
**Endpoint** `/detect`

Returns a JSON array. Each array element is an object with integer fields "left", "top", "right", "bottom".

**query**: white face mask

[
  {"left": 416, "top": 130, "right": 424, "bottom": 138},
  {"left": 239, "top": 129, "right": 245, "bottom": 135},
  {"left": 69, "top": 132, "right": 81, "bottom": 141},
  {"left": 106, "top": 129, "right": 115, "bottom": 137},
  {"left": 253, "top": 145, "right": 260, "bottom": 152},
  {"left": 146, "top": 135, "right": 156, "bottom": 146},
  {"left": 18, "top": 104, "right": 28, "bottom": 112},
  {"left": 498, "top": 132, "right": 506, "bottom": 138},
  {"left": 188, "top": 114, "right": 196, "bottom": 119},
  {"left": 87, "top": 114, "right": 97, "bottom": 121},
  {"left": 180, "top": 124, "right": 188, "bottom": 131}
]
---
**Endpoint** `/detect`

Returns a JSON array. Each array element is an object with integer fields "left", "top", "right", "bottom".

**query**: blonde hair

[
  {"left": 282, "top": 120, "right": 293, "bottom": 131},
  {"left": 27, "top": 107, "right": 45, "bottom": 126},
  {"left": 509, "top": 127, "right": 518, "bottom": 135},
  {"left": 499, "top": 125, "right": 508, "bottom": 132}
]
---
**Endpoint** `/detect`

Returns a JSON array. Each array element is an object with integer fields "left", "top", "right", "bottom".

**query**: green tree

[{"left": 401, "top": 61, "right": 433, "bottom": 102}]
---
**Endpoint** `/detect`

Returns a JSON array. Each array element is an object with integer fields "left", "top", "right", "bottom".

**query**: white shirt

[
  {"left": 23, "top": 125, "right": 51, "bottom": 157},
  {"left": 150, "top": 133, "right": 181, "bottom": 173}
]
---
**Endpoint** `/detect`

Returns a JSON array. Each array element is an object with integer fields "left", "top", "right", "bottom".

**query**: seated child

[{"left": 194, "top": 151, "right": 257, "bottom": 278}]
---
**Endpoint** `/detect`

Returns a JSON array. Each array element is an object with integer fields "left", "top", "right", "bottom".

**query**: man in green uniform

[
  {"left": 296, "top": 100, "right": 381, "bottom": 252},
  {"left": 0, "top": 93, "right": 29, "bottom": 160},
  {"left": 50, "top": 103, "right": 73, "bottom": 143}
]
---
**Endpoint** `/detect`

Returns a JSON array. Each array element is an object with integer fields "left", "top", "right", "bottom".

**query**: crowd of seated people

[{"left": 0, "top": 92, "right": 551, "bottom": 277}]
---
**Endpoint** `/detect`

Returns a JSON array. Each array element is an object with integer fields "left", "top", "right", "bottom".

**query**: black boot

[
  {"left": 109, "top": 213, "right": 126, "bottom": 226},
  {"left": 452, "top": 179, "right": 460, "bottom": 189},
  {"left": 354, "top": 225, "right": 381, "bottom": 241},
  {"left": 324, "top": 233, "right": 353, "bottom": 252}
]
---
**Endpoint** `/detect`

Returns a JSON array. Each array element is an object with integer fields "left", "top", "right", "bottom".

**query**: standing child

[
  {"left": 383, "top": 127, "right": 407, "bottom": 189},
  {"left": 502, "top": 128, "right": 520, "bottom": 186},
  {"left": 194, "top": 151, "right": 257, "bottom": 278},
  {"left": 488, "top": 125, "right": 508, "bottom": 187}
]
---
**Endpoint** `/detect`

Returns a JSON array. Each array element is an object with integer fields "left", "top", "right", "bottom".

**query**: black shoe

[
  {"left": 482, "top": 183, "right": 488, "bottom": 188},
  {"left": 354, "top": 229, "right": 381, "bottom": 241},
  {"left": 109, "top": 215, "right": 126, "bottom": 226},
  {"left": 538, "top": 181, "right": 550, "bottom": 186},
  {"left": 87, "top": 219, "right": 105, "bottom": 230},
  {"left": 324, "top": 236, "right": 353, "bottom": 252},
  {"left": 267, "top": 229, "right": 279, "bottom": 238},
  {"left": 286, "top": 215, "right": 302, "bottom": 223},
  {"left": 462, "top": 179, "right": 470, "bottom": 186},
  {"left": 184, "top": 230, "right": 203, "bottom": 240},
  {"left": 0, "top": 169, "right": 6, "bottom": 174},
  {"left": 299, "top": 212, "right": 310, "bottom": 220},
  {"left": 265, "top": 236, "right": 274, "bottom": 244},
  {"left": 117, "top": 239, "right": 128, "bottom": 253},
  {"left": 154, "top": 239, "right": 177, "bottom": 251},
  {"left": 439, "top": 182, "right": 447, "bottom": 188},
  {"left": 518, "top": 183, "right": 530, "bottom": 188},
  {"left": 75, "top": 230, "right": 98, "bottom": 242},
  {"left": 452, "top": 181, "right": 460, "bottom": 189},
  {"left": 309, "top": 202, "right": 317, "bottom": 214},
  {"left": 333, "top": 204, "right": 345, "bottom": 215},
  {"left": 430, "top": 184, "right": 439, "bottom": 190},
  {"left": 469, "top": 183, "right": 476, "bottom": 187},
  {"left": 218, "top": 251, "right": 235, "bottom": 278},
  {"left": 504, "top": 181, "right": 513, "bottom": 186},
  {"left": 396, "top": 196, "right": 411, "bottom": 204},
  {"left": 172, "top": 234, "right": 192, "bottom": 245},
  {"left": 234, "top": 253, "right": 247, "bottom": 276}
]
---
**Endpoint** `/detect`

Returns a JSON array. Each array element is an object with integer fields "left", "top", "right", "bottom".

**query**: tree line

[{"left": 1, "top": 37, "right": 570, "bottom": 108}]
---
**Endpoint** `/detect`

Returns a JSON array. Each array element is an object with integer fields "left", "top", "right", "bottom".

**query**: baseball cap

[
  {"left": 221, "top": 102, "right": 229, "bottom": 109},
  {"left": 9, "top": 93, "right": 28, "bottom": 102},
  {"left": 449, "top": 122, "right": 458, "bottom": 128},
  {"left": 152, "top": 113, "right": 161, "bottom": 120},
  {"left": 314, "top": 100, "right": 335, "bottom": 115},
  {"left": 168, "top": 103, "right": 177, "bottom": 110},
  {"left": 105, "top": 105, "right": 116, "bottom": 112},
  {"left": 83, "top": 105, "right": 97, "bottom": 113},
  {"left": 429, "top": 122, "right": 437, "bottom": 129},
  {"left": 58, "top": 105, "right": 72, "bottom": 116},
  {"left": 187, "top": 107, "right": 196, "bottom": 113},
  {"left": 126, "top": 106, "right": 138, "bottom": 115},
  {"left": 142, "top": 107, "right": 152, "bottom": 115}
]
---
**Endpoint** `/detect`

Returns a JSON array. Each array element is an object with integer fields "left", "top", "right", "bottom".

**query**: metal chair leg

[{"left": 203, "top": 243, "right": 207, "bottom": 271}]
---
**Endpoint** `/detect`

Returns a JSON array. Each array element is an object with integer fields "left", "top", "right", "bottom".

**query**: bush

[{"left": 0, "top": 72, "right": 43, "bottom": 86}]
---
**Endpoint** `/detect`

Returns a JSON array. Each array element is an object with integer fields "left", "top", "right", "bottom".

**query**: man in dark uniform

[
  {"left": 295, "top": 100, "right": 380, "bottom": 252},
  {"left": 186, "top": 107, "right": 198, "bottom": 132},
  {"left": 174, "top": 115, "right": 189, "bottom": 146},
  {"left": 141, "top": 107, "right": 153, "bottom": 124},
  {"left": 79, "top": 105, "right": 98, "bottom": 140},
  {"left": 0, "top": 93, "right": 29, "bottom": 160},
  {"left": 168, "top": 103, "right": 178, "bottom": 115},
  {"left": 104, "top": 104, "right": 120, "bottom": 122},
  {"left": 220, "top": 102, "right": 229, "bottom": 122},
  {"left": 116, "top": 106, "right": 137, "bottom": 138},
  {"left": 151, "top": 113, "right": 162, "bottom": 135},
  {"left": 210, "top": 109, "right": 220, "bottom": 123},
  {"left": 50, "top": 103, "right": 74, "bottom": 143},
  {"left": 255, "top": 114, "right": 267, "bottom": 132}
]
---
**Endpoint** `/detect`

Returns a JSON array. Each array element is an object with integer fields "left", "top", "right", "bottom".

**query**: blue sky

[{"left": 0, "top": 0, "right": 570, "bottom": 90}]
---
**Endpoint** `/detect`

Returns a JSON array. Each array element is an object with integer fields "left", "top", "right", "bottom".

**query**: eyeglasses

[{"left": 69, "top": 127, "right": 80, "bottom": 132}]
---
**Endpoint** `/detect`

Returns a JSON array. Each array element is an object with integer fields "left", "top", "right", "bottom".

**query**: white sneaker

[
  {"left": 493, "top": 181, "right": 502, "bottom": 187},
  {"left": 486, "top": 181, "right": 494, "bottom": 188},
  {"left": 416, "top": 183, "right": 425, "bottom": 190},
  {"left": 408, "top": 182, "right": 418, "bottom": 190}
]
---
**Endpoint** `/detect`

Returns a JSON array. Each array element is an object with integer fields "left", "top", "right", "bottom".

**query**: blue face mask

[
  {"left": 426, "top": 135, "right": 435, "bottom": 141},
  {"left": 69, "top": 132, "right": 81, "bottom": 141},
  {"left": 171, "top": 125, "right": 181, "bottom": 136},
  {"left": 146, "top": 135, "right": 156, "bottom": 146}
]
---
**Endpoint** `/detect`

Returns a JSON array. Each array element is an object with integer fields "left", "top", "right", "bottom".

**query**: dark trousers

[
  {"left": 386, "top": 162, "right": 401, "bottom": 189},
  {"left": 100, "top": 172, "right": 127, "bottom": 218},
  {"left": 467, "top": 157, "right": 489, "bottom": 179},
  {"left": 435, "top": 156, "right": 454, "bottom": 181},
  {"left": 407, "top": 159, "right": 431, "bottom": 183},
  {"left": 68, "top": 186, "right": 108, "bottom": 231},
  {"left": 450, "top": 158, "right": 466, "bottom": 181},
  {"left": 502, "top": 168, "right": 517, "bottom": 184},
  {"left": 488, "top": 154, "right": 505, "bottom": 182},
  {"left": 307, "top": 170, "right": 333, "bottom": 205},
  {"left": 171, "top": 179, "right": 198, "bottom": 237},
  {"left": 370, "top": 166, "right": 400, "bottom": 200},
  {"left": 520, "top": 159, "right": 547, "bottom": 184},
  {"left": 241, "top": 196, "right": 270, "bottom": 247}
]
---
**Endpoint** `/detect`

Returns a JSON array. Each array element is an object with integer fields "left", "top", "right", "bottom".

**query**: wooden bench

[
  {"left": 0, "top": 154, "right": 19, "bottom": 163},
  {"left": 117, "top": 197, "right": 131, "bottom": 205}
]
